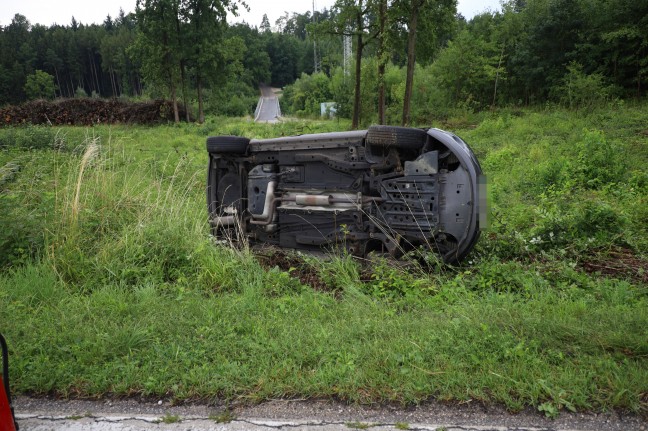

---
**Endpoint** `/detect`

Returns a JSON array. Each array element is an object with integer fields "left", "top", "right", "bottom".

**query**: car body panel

[{"left": 207, "top": 126, "right": 483, "bottom": 263}]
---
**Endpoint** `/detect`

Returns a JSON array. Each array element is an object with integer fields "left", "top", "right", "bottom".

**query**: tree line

[
  {"left": 0, "top": 2, "right": 334, "bottom": 121},
  {"left": 2, "top": 0, "right": 646, "bottom": 126},
  {"left": 283, "top": 0, "right": 647, "bottom": 127}
]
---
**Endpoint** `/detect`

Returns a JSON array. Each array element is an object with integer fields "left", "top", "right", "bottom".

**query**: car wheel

[
  {"left": 366, "top": 126, "right": 427, "bottom": 150},
  {"left": 206, "top": 136, "right": 250, "bottom": 154}
]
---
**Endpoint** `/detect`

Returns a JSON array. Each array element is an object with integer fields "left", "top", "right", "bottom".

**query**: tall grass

[{"left": 0, "top": 108, "right": 646, "bottom": 417}]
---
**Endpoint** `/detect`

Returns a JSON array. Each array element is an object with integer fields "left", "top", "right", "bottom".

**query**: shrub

[
  {"left": 24, "top": 70, "right": 56, "bottom": 100},
  {"left": 554, "top": 62, "right": 618, "bottom": 110},
  {"left": 528, "top": 188, "right": 627, "bottom": 253},
  {"left": 0, "top": 126, "right": 62, "bottom": 150},
  {"left": 573, "top": 129, "right": 625, "bottom": 188}
]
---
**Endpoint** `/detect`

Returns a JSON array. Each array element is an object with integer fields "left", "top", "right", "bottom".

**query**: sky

[{"left": 0, "top": 0, "right": 501, "bottom": 28}]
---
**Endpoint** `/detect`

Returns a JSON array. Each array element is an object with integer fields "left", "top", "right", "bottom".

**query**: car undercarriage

[{"left": 206, "top": 126, "right": 484, "bottom": 263}]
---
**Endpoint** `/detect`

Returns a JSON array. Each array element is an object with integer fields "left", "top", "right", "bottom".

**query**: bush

[
  {"left": 0, "top": 196, "right": 46, "bottom": 268},
  {"left": 573, "top": 129, "right": 625, "bottom": 188},
  {"left": 23, "top": 70, "right": 56, "bottom": 100},
  {"left": 554, "top": 62, "right": 618, "bottom": 110},
  {"left": 0, "top": 126, "right": 62, "bottom": 150},
  {"left": 527, "top": 187, "right": 627, "bottom": 253},
  {"left": 282, "top": 72, "right": 333, "bottom": 117},
  {"left": 204, "top": 81, "right": 257, "bottom": 117}
]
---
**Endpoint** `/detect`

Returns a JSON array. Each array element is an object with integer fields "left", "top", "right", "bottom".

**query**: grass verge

[{"left": 0, "top": 108, "right": 646, "bottom": 417}]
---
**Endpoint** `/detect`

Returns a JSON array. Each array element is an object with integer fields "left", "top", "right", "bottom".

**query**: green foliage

[
  {"left": 74, "top": 86, "right": 89, "bottom": 98},
  {"left": 554, "top": 62, "right": 617, "bottom": 109},
  {"left": 430, "top": 29, "right": 498, "bottom": 109},
  {"left": 363, "top": 259, "right": 433, "bottom": 300},
  {"left": 573, "top": 129, "right": 625, "bottom": 188},
  {"left": 161, "top": 414, "right": 180, "bottom": 424},
  {"left": 0, "top": 192, "right": 47, "bottom": 268},
  {"left": 282, "top": 72, "right": 333, "bottom": 117},
  {"left": 0, "top": 108, "right": 647, "bottom": 415},
  {"left": 205, "top": 81, "right": 257, "bottom": 117},
  {"left": 23, "top": 70, "right": 56, "bottom": 100},
  {"left": 0, "top": 126, "right": 63, "bottom": 150}
]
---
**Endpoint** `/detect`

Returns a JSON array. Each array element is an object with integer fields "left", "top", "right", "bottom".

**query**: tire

[
  {"left": 206, "top": 136, "right": 250, "bottom": 154},
  {"left": 366, "top": 126, "right": 427, "bottom": 150}
]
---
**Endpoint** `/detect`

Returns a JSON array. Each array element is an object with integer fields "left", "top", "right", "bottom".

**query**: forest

[{"left": 1, "top": 0, "right": 646, "bottom": 126}]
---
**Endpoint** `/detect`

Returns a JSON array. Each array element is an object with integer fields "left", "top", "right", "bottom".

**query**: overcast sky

[{"left": 0, "top": 0, "right": 501, "bottom": 28}]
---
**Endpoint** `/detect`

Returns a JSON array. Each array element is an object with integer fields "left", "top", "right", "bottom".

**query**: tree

[
  {"left": 260, "top": 13, "right": 271, "bottom": 32},
  {"left": 182, "top": 0, "right": 246, "bottom": 123},
  {"left": 393, "top": 0, "right": 456, "bottom": 125},
  {"left": 376, "top": 0, "right": 388, "bottom": 124},
  {"left": 318, "top": 0, "right": 379, "bottom": 129},
  {"left": 133, "top": 0, "right": 183, "bottom": 122},
  {"left": 1, "top": 14, "right": 32, "bottom": 103},
  {"left": 431, "top": 28, "right": 498, "bottom": 108},
  {"left": 226, "top": 23, "right": 272, "bottom": 86},
  {"left": 24, "top": 70, "right": 56, "bottom": 99}
]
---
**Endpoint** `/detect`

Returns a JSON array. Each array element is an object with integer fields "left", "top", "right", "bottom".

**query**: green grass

[{"left": 0, "top": 108, "right": 646, "bottom": 417}]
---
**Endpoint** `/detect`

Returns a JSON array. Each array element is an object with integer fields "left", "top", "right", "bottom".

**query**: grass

[
  {"left": 0, "top": 107, "right": 646, "bottom": 417},
  {"left": 161, "top": 414, "right": 181, "bottom": 424},
  {"left": 209, "top": 409, "right": 235, "bottom": 423}
]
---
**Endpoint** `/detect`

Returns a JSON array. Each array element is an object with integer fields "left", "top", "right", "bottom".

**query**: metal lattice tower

[{"left": 343, "top": 33, "right": 352, "bottom": 77}]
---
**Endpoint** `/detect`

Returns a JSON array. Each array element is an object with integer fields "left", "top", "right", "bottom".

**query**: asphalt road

[
  {"left": 254, "top": 85, "right": 282, "bottom": 123},
  {"left": 13, "top": 396, "right": 646, "bottom": 431}
]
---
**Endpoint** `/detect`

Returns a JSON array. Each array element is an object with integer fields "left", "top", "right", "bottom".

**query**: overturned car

[{"left": 206, "top": 126, "right": 484, "bottom": 263}]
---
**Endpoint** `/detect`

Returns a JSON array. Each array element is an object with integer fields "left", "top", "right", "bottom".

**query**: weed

[
  {"left": 209, "top": 409, "right": 235, "bottom": 423},
  {"left": 395, "top": 422, "right": 410, "bottom": 430},
  {"left": 346, "top": 422, "right": 372, "bottom": 429},
  {"left": 161, "top": 414, "right": 181, "bottom": 424},
  {"left": 363, "top": 257, "right": 434, "bottom": 300},
  {"left": 574, "top": 129, "right": 625, "bottom": 189}
]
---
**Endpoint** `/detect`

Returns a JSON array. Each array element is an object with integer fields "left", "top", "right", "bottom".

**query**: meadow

[{"left": 0, "top": 105, "right": 646, "bottom": 417}]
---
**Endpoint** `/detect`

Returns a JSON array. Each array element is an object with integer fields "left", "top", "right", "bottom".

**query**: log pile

[{"left": 0, "top": 99, "right": 189, "bottom": 126}]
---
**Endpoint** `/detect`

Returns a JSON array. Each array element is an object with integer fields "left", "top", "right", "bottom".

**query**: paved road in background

[
  {"left": 14, "top": 397, "right": 646, "bottom": 431},
  {"left": 254, "top": 85, "right": 282, "bottom": 123}
]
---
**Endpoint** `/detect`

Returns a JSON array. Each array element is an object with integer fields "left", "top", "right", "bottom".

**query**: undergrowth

[{"left": 0, "top": 107, "right": 646, "bottom": 417}]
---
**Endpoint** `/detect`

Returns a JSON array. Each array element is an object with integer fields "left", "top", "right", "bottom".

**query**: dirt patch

[
  {"left": 580, "top": 247, "right": 648, "bottom": 284},
  {"left": 1, "top": 98, "right": 189, "bottom": 126},
  {"left": 255, "top": 247, "right": 333, "bottom": 293}
]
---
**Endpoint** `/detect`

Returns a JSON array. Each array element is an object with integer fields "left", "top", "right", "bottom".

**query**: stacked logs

[{"left": 1, "top": 99, "right": 189, "bottom": 126}]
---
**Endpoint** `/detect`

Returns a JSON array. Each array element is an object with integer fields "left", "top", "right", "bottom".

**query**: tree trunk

[
  {"left": 179, "top": 60, "right": 190, "bottom": 122},
  {"left": 377, "top": 0, "right": 387, "bottom": 125},
  {"left": 197, "top": 71, "right": 205, "bottom": 124},
  {"left": 116, "top": 71, "right": 123, "bottom": 96},
  {"left": 167, "top": 54, "right": 179, "bottom": 122},
  {"left": 175, "top": 11, "right": 190, "bottom": 123},
  {"left": 353, "top": 35, "right": 363, "bottom": 129},
  {"left": 171, "top": 84, "right": 180, "bottom": 123},
  {"left": 402, "top": 3, "right": 419, "bottom": 126},
  {"left": 93, "top": 55, "right": 102, "bottom": 95},
  {"left": 86, "top": 52, "right": 95, "bottom": 95},
  {"left": 109, "top": 66, "right": 117, "bottom": 97},
  {"left": 53, "top": 66, "right": 61, "bottom": 98},
  {"left": 352, "top": 3, "right": 364, "bottom": 130}
]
